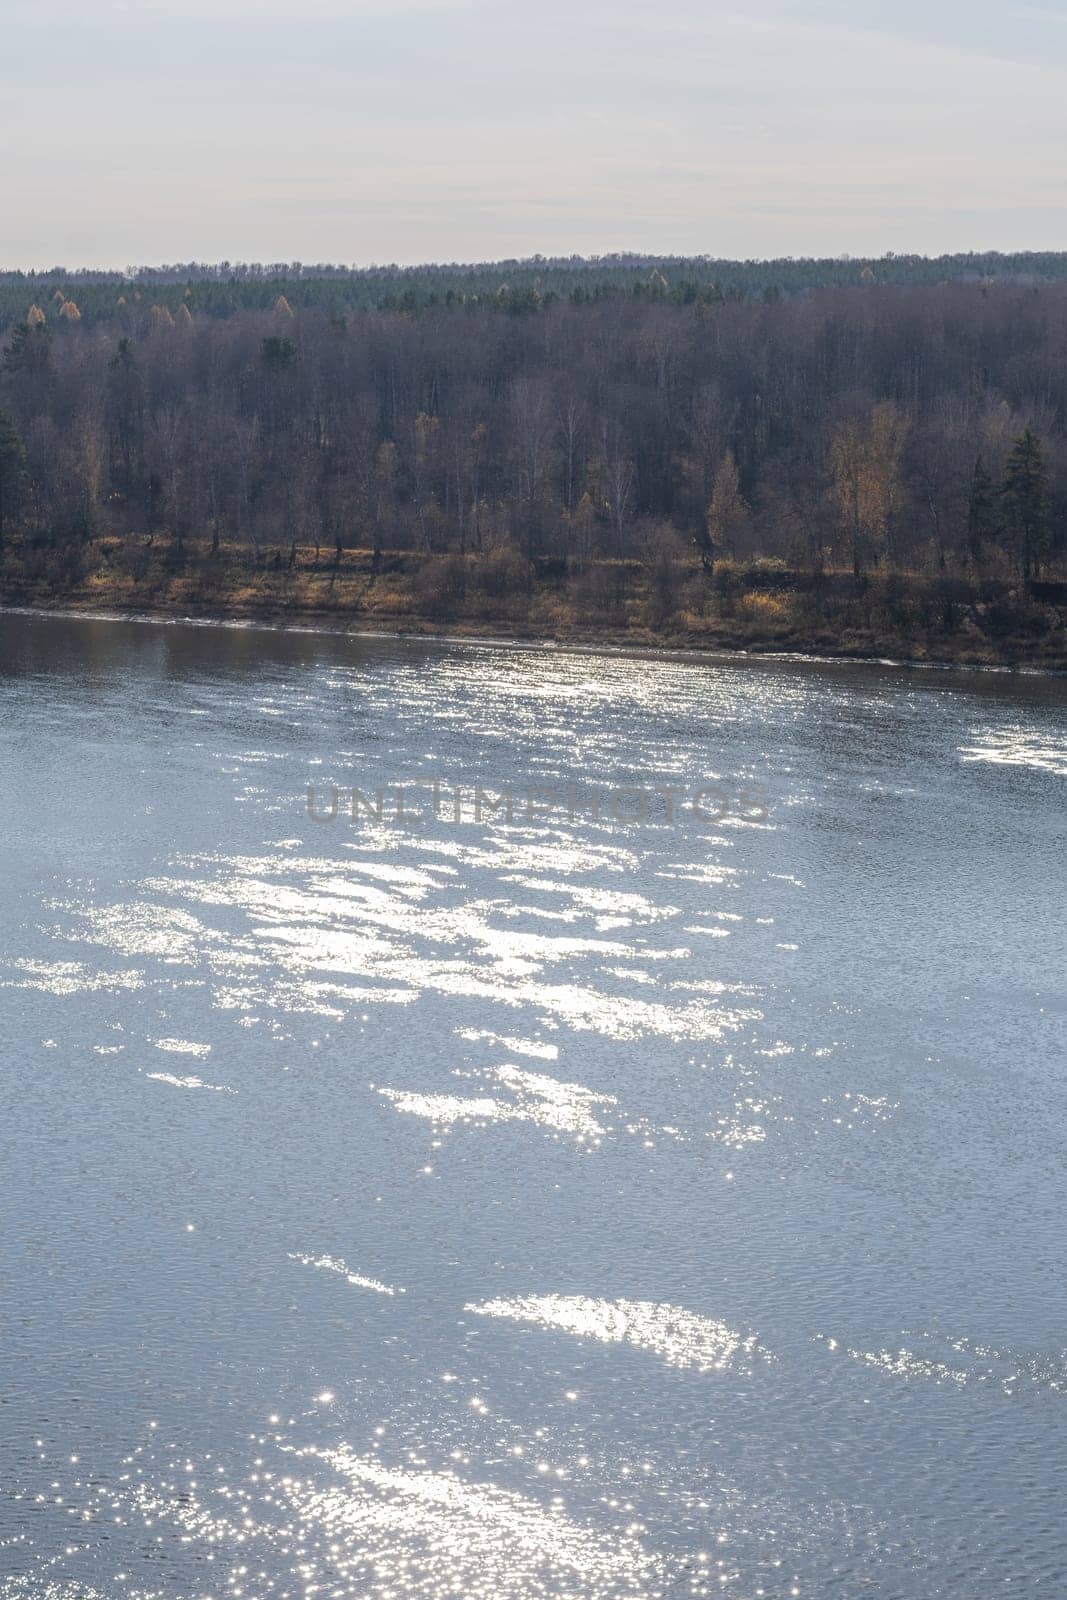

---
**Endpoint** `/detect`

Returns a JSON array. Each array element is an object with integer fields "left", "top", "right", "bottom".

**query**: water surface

[{"left": 1, "top": 613, "right": 1065, "bottom": 1599}]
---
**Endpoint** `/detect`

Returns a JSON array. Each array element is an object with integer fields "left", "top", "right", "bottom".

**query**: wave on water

[
  {"left": 0, "top": 1430, "right": 666, "bottom": 1600},
  {"left": 818, "top": 1330, "right": 1067, "bottom": 1395},
  {"left": 466, "top": 1294, "right": 769, "bottom": 1375},
  {"left": 378, "top": 1065, "right": 617, "bottom": 1143},
  {"left": 959, "top": 729, "right": 1067, "bottom": 776},
  {"left": 288, "top": 1252, "right": 401, "bottom": 1296},
  {"left": 144, "top": 1071, "right": 234, "bottom": 1093}
]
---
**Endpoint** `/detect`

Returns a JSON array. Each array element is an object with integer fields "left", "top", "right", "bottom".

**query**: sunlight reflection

[
  {"left": 467, "top": 1295, "right": 769, "bottom": 1374},
  {"left": 288, "top": 1252, "right": 400, "bottom": 1297}
]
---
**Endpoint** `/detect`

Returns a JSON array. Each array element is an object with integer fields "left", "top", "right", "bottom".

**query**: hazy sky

[{"left": 3, "top": 0, "right": 1067, "bottom": 268}]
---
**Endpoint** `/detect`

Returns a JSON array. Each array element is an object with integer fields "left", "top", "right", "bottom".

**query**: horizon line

[{"left": 5, "top": 246, "right": 1067, "bottom": 279}]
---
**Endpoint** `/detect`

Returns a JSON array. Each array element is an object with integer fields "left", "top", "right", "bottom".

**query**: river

[{"left": 1, "top": 611, "right": 1065, "bottom": 1599}]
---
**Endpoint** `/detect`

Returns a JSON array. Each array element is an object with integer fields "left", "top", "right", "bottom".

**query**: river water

[{"left": 1, "top": 611, "right": 1065, "bottom": 1600}]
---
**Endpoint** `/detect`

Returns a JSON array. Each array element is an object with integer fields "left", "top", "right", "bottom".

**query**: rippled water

[{"left": 1, "top": 612, "right": 1065, "bottom": 1600}]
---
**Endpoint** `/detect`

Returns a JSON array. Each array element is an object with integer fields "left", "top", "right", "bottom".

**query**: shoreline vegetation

[
  {"left": 3, "top": 254, "right": 1067, "bottom": 670},
  {"left": 3, "top": 538, "right": 1065, "bottom": 669}
]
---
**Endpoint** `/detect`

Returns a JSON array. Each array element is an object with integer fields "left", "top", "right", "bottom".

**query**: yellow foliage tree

[
  {"left": 830, "top": 401, "right": 910, "bottom": 578},
  {"left": 371, "top": 438, "right": 399, "bottom": 561},
  {"left": 274, "top": 295, "right": 294, "bottom": 317},
  {"left": 26, "top": 305, "right": 46, "bottom": 326},
  {"left": 569, "top": 490, "right": 598, "bottom": 570},
  {"left": 414, "top": 411, "right": 439, "bottom": 464},
  {"left": 702, "top": 449, "right": 748, "bottom": 569},
  {"left": 59, "top": 300, "right": 81, "bottom": 321}
]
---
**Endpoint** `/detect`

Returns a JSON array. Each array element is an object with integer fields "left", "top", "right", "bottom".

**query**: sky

[{"left": 2, "top": 0, "right": 1067, "bottom": 268}]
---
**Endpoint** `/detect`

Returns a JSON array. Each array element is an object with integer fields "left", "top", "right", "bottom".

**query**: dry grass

[{"left": 1, "top": 536, "right": 1064, "bottom": 669}]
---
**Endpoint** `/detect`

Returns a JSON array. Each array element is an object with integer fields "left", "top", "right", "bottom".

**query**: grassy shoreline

[{"left": 3, "top": 539, "right": 1066, "bottom": 671}]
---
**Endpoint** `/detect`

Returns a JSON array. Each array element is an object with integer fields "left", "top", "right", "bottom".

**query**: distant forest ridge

[
  {"left": 3, "top": 244, "right": 1067, "bottom": 666},
  {"left": 6, "top": 250, "right": 1067, "bottom": 323}
]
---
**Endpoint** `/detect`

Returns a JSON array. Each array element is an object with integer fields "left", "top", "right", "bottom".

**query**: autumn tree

[
  {"left": 567, "top": 490, "right": 598, "bottom": 571},
  {"left": 699, "top": 449, "right": 748, "bottom": 573},
  {"left": 75, "top": 410, "right": 108, "bottom": 535},
  {"left": 600, "top": 420, "right": 635, "bottom": 556},
  {"left": 412, "top": 411, "right": 442, "bottom": 549},
  {"left": 371, "top": 439, "right": 399, "bottom": 567},
  {"left": 0, "top": 270, "right": 1064, "bottom": 603},
  {"left": 829, "top": 402, "right": 910, "bottom": 578},
  {"left": 555, "top": 390, "right": 586, "bottom": 512}
]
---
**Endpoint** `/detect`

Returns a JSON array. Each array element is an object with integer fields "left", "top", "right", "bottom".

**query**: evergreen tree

[
  {"left": 262, "top": 336, "right": 296, "bottom": 372},
  {"left": 1001, "top": 429, "right": 1049, "bottom": 581},
  {"left": 107, "top": 338, "right": 143, "bottom": 497},
  {"left": 0, "top": 410, "right": 28, "bottom": 548},
  {"left": 966, "top": 455, "right": 997, "bottom": 565},
  {"left": 2, "top": 317, "right": 52, "bottom": 375}
]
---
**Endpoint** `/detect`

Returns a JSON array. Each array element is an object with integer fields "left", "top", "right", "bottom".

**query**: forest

[
  {"left": 1, "top": 255, "right": 1066, "bottom": 665},
  {"left": 8, "top": 250, "right": 1067, "bottom": 321}
]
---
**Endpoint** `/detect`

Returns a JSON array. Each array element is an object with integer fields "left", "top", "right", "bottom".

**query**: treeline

[
  {"left": 1, "top": 274, "right": 1067, "bottom": 597},
  {"left": 8, "top": 250, "right": 1067, "bottom": 326}
]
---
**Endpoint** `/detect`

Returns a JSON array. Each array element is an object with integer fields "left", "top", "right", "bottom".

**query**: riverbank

[{"left": 2, "top": 537, "right": 1066, "bottom": 670}]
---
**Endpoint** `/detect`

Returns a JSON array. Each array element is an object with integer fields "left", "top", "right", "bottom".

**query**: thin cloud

[
  {"left": 653, "top": 8, "right": 1067, "bottom": 77},
  {"left": 5, "top": 0, "right": 1067, "bottom": 263},
  {"left": 12, "top": 0, "right": 474, "bottom": 17}
]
